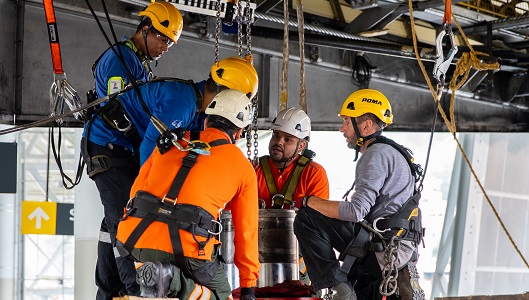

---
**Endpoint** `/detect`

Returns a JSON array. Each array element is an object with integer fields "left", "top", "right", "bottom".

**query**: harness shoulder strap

[
  {"left": 279, "top": 149, "right": 315, "bottom": 204},
  {"left": 166, "top": 134, "right": 230, "bottom": 200},
  {"left": 260, "top": 156, "right": 279, "bottom": 197},
  {"left": 368, "top": 136, "right": 422, "bottom": 186}
]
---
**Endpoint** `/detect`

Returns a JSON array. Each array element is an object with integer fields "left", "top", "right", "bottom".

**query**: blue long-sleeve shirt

[{"left": 86, "top": 80, "right": 206, "bottom": 165}]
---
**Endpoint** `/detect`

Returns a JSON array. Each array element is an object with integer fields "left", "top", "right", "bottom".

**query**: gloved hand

[{"left": 240, "top": 287, "right": 256, "bottom": 300}]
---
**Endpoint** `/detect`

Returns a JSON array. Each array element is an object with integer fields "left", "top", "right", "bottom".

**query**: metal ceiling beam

[
  {"left": 256, "top": 0, "right": 283, "bottom": 14},
  {"left": 462, "top": 15, "right": 529, "bottom": 34}
]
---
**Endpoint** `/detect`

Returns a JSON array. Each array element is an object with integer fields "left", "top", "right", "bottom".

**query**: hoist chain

[
  {"left": 214, "top": 0, "right": 222, "bottom": 63},
  {"left": 245, "top": 0, "right": 253, "bottom": 55},
  {"left": 251, "top": 95, "right": 259, "bottom": 166},
  {"left": 380, "top": 236, "right": 399, "bottom": 297},
  {"left": 237, "top": 0, "right": 243, "bottom": 57},
  {"left": 407, "top": 260, "right": 427, "bottom": 300}
]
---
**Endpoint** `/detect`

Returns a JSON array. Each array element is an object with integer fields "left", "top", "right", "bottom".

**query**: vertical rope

[
  {"left": 297, "top": 0, "right": 307, "bottom": 113},
  {"left": 279, "top": 0, "right": 289, "bottom": 111}
]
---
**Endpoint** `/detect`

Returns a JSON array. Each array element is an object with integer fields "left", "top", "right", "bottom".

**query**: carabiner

[{"left": 433, "top": 25, "right": 458, "bottom": 85}]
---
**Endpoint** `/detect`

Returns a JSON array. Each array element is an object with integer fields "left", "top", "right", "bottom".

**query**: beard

[{"left": 269, "top": 145, "right": 293, "bottom": 163}]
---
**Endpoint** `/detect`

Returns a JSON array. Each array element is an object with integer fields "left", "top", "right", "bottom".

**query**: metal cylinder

[
  {"left": 219, "top": 209, "right": 299, "bottom": 289},
  {"left": 257, "top": 209, "right": 298, "bottom": 287}
]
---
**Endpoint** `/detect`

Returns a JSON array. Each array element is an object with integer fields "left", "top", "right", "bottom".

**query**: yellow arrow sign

[{"left": 21, "top": 201, "right": 57, "bottom": 235}]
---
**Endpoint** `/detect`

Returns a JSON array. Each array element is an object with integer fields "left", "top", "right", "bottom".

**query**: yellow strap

[{"left": 260, "top": 156, "right": 278, "bottom": 196}]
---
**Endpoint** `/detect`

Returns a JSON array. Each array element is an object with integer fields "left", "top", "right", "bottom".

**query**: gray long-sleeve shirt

[
  {"left": 338, "top": 141, "right": 418, "bottom": 269},
  {"left": 338, "top": 142, "right": 415, "bottom": 223}
]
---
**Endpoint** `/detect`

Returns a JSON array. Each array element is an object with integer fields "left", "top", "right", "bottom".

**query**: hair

[
  {"left": 207, "top": 115, "right": 240, "bottom": 137},
  {"left": 137, "top": 18, "right": 152, "bottom": 33},
  {"left": 205, "top": 77, "right": 229, "bottom": 94},
  {"left": 357, "top": 113, "right": 387, "bottom": 130}
]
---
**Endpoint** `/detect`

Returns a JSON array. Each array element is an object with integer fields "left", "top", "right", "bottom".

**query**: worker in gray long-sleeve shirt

[{"left": 293, "top": 88, "right": 425, "bottom": 300}]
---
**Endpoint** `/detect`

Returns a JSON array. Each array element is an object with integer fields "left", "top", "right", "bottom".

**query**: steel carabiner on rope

[{"left": 433, "top": 25, "right": 458, "bottom": 86}]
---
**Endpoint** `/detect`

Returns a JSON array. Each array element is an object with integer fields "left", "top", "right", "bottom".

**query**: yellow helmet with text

[
  {"left": 138, "top": 2, "right": 183, "bottom": 44},
  {"left": 339, "top": 89, "right": 393, "bottom": 125},
  {"left": 210, "top": 56, "right": 259, "bottom": 99}
]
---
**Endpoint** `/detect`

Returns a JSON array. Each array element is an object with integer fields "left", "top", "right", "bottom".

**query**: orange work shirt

[
  {"left": 122, "top": 128, "right": 260, "bottom": 288},
  {"left": 256, "top": 155, "right": 330, "bottom": 209}
]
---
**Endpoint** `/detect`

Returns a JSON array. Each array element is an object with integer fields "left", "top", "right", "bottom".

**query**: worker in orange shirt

[
  {"left": 255, "top": 107, "right": 329, "bottom": 287},
  {"left": 116, "top": 89, "right": 260, "bottom": 300}
]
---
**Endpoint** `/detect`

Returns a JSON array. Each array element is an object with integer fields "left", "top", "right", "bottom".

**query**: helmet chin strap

[
  {"left": 351, "top": 118, "right": 382, "bottom": 161},
  {"left": 142, "top": 26, "right": 155, "bottom": 61}
]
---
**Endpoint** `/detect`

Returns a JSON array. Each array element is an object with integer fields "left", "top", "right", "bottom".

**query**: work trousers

[
  {"left": 83, "top": 139, "right": 141, "bottom": 300},
  {"left": 294, "top": 207, "right": 399, "bottom": 300}
]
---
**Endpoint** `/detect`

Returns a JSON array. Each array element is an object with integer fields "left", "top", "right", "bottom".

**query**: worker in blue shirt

[
  {"left": 84, "top": 2, "right": 183, "bottom": 299},
  {"left": 81, "top": 55, "right": 258, "bottom": 300}
]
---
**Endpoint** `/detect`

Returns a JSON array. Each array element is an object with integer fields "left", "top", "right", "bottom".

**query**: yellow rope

[
  {"left": 297, "top": 0, "right": 307, "bottom": 113},
  {"left": 279, "top": 0, "right": 289, "bottom": 111},
  {"left": 407, "top": 0, "right": 529, "bottom": 269}
]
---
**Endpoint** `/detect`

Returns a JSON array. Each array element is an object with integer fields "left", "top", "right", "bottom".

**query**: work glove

[{"left": 240, "top": 287, "right": 256, "bottom": 300}]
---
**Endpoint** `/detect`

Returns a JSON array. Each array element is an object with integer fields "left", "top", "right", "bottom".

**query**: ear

[
  {"left": 234, "top": 128, "right": 243, "bottom": 141},
  {"left": 298, "top": 139, "right": 308, "bottom": 153},
  {"left": 203, "top": 117, "right": 209, "bottom": 129}
]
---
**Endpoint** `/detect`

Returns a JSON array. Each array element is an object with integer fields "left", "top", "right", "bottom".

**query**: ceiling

[
  {"left": 2, "top": 0, "right": 528, "bottom": 131},
  {"left": 116, "top": 0, "right": 529, "bottom": 127}
]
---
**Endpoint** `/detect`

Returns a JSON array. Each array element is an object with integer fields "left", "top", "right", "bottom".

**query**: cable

[{"left": 351, "top": 53, "right": 375, "bottom": 87}]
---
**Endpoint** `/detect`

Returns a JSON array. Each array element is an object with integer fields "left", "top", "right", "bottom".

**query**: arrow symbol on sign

[{"left": 28, "top": 207, "right": 50, "bottom": 229}]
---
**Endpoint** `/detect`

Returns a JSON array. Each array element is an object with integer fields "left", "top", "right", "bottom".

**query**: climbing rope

[
  {"left": 279, "top": 0, "right": 289, "bottom": 112},
  {"left": 297, "top": 0, "right": 307, "bottom": 113},
  {"left": 407, "top": 0, "right": 528, "bottom": 271}
]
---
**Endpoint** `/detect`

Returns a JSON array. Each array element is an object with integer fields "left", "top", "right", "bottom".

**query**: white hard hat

[
  {"left": 205, "top": 89, "right": 252, "bottom": 128},
  {"left": 270, "top": 107, "right": 311, "bottom": 141}
]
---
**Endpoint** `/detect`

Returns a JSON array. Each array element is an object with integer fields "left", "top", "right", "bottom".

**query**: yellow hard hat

[
  {"left": 339, "top": 89, "right": 393, "bottom": 125},
  {"left": 210, "top": 56, "right": 259, "bottom": 99},
  {"left": 138, "top": 2, "right": 183, "bottom": 44}
]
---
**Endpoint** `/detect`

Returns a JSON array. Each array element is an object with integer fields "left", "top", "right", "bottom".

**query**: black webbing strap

[
  {"left": 165, "top": 136, "right": 230, "bottom": 200},
  {"left": 339, "top": 225, "right": 371, "bottom": 274},
  {"left": 165, "top": 151, "right": 200, "bottom": 200},
  {"left": 168, "top": 219, "right": 187, "bottom": 272},
  {"left": 122, "top": 212, "right": 158, "bottom": 254}
]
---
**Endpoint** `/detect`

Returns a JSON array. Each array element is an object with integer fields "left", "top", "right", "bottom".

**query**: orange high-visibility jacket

[
  {"left": 256, "top": 156, "right": 330, "bottom": 209},
  {"left": 118, "top": 128, "right": 260, "bottom": 288}
]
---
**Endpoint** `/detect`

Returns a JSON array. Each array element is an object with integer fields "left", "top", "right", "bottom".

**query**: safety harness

[
  {"left": 83, "top": 77, "right": 203, "bottom": 178},
  {"left": 260, "top": 149, "right": 316, "bottom": 209},
  {"left": 116, "top": 132, "right": 229, "bottom": 286},
  {"left": 339, "top": 136, "right": 425, "bottom": 275}
]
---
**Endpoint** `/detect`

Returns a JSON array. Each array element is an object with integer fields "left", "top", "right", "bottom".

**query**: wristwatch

[{"left": 302, "top": 195, "right": 312, "bottom": 208}]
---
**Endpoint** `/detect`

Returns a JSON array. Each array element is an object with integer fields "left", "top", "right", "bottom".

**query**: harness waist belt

[{"left": 129, "top": 190, "right": 217, "bottom": 238}]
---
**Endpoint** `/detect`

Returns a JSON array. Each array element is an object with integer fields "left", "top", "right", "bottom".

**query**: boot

[
  {"left": 136, "top": 261, "right": 174, "bottom": 298},
  {"left": 332, "top": 282, "right": 357, "bottom": 300}
]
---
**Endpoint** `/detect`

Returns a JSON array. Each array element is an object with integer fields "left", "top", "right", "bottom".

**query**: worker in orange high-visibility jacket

[
  {"left": 255, "top": 107, "right": 329, "bottom": 291},
  {"left": 116, "top": 89, "right": 260, "bottom": 300},
  {"left": 256, "top": 107, "right": 329, "bottom": 209}
]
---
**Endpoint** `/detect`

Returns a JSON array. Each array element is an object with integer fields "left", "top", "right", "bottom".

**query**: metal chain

[
  {"left": 380, "top": 236, "right": 400, "bottom": 296},
  {"left": 407, "top": 261, "right": 427, "bottom": 300},
  {"left": 237, "top": 0, "right": 243, "bottom": 57},
  {"left": 252, "top": 95, "right": 259, "bottom": 167},
  {"left": 245, "top": 0, "right": 252, "bottom": 55},
  {"left": 214, "top": 0, "right": 222, "bottom": 63}
]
